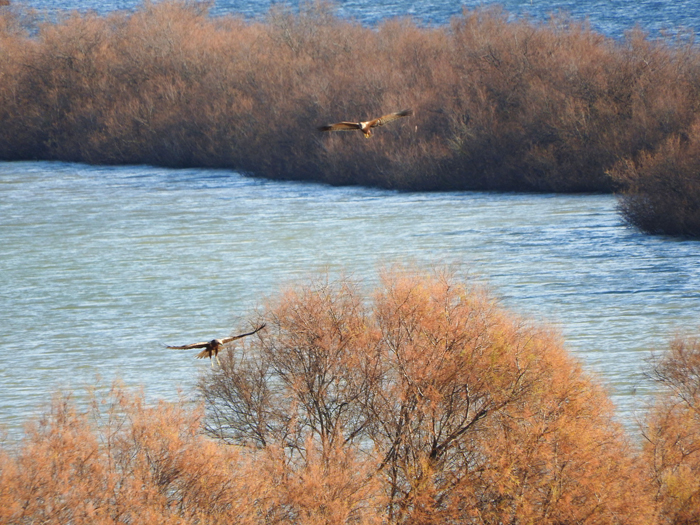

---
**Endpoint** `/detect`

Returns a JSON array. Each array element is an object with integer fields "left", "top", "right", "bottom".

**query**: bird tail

[{"left": 195, "top": 349, "right": 211, "bottom": 360}]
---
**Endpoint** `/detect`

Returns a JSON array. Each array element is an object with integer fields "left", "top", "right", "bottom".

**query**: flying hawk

[
  {"left": 167, "top": 324, "right": 266, "bottom": 367},
  {"left": 318, "top": 109, "right": 413, "bottom": 138}
]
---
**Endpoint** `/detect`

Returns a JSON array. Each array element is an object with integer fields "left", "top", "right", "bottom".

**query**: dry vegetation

[
  {"left": 0, "top": 386, "right": 272, "bottom": 524},
  {"left": 7, "top": 268, "right": 693, "bottom": 524},
  {"left": 1, "top": 1, "right": 700, "bottom": 234},
  {"left": 642, "top": 335, "right": 700, "bottom": 524},
  {"left": 2, "top": 269, "right": 700, "bottom": 522},
  {"left": 199, "top": 269, "right": 651, "bottom": 524},
  {"left": 611, "top": 123, "right": 700, "bottom": 237}
]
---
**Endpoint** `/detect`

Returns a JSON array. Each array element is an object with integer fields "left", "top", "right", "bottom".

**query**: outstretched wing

[
  {"left": 220, "top": 324, "right": 267, "bottom": 344},
  {"left": 167, "top": 341, "right": 210, "bottom": 350},
  {"left": 369, "top": 109, "right": 414, "bottom": 128},
  {"left": 318, "top": 122, "right": 361, "bottom": 132}
]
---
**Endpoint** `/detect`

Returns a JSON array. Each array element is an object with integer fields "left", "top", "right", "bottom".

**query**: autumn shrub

[
  {"left": 642, "top": 335, "right": 700, "bottom": 524},
  {"left": 0, "top": 384, "right": 272, "bottom": 525},
  {"left": 200, "top": 268, "right": 653, "bottom": 523},
  {"left": 2, "top": 0, "right": 700, "bottom": 205},
  {"left": 0, "top": 269, "right": 666, "bottom": 523},
  {"left": 444, "top": 13, "right": 700, "bottom": 193},
  {"left": 611, "top": 121, "right": 700, "bottom": 237}
]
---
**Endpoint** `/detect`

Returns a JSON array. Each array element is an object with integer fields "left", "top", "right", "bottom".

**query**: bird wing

[
  {"left": 369, "top": 109, "right": 414, "bottom": 128},
  {"left": 318, "top": 122, "right": 362, "bottom": 132},
  {"left": 167, "top": 342, "right": 210, "bottom": 350},
  {"left": 220, "top": 324, "right": 267, "bottom": 344}
]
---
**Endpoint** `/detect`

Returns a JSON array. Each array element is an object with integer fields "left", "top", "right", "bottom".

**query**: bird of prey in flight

[
  {"left": 167, "top": 324, "right": 266, "bottom": 367},
  {"left": 319, "top": 109, "right": 413, "bottom": 138}
]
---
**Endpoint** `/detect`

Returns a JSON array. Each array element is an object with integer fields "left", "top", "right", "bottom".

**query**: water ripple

[
  {"left": 17, "top": 0, "right": 700, "bottom": 40},
  {"left": 1, "top": 162, "right": 700, "bottom": 436}
]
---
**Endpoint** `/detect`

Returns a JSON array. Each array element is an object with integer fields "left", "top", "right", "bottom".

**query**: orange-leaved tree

[
  {"left": 199, "top": 268, "right": 653, "bottom": 523},
  {"left": 642, "top": 335, "right": 700, "bottom": 524},
  {"left": 0, "top": 384, "right": 268, "bottom": 525}
]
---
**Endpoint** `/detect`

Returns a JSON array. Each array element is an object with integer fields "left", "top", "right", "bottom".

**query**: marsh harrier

[
  {"left": 319, "top": 109, "right": 413, "bottom": 138},
  {"left": 168, "top": 324, "right": 266, "bottom": 366}
]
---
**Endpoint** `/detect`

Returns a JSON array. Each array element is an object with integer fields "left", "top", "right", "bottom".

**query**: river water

[
  {"left": 15, "top": 0, "right": 700, "bottom": 40},
  {"left": 2, "top": 0, "right": 700, "bottom": 436},
  {"left": 1, "top": 161, "right": 699, "bottom": 436}
]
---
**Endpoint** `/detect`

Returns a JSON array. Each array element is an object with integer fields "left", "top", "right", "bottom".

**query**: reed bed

[{"left": 1, "top": 1, "right": 699, "bottom": 234}]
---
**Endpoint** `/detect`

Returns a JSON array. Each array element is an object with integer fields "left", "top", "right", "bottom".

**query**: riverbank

[{"left": 1, "top": 1, "right": 699, "bottom": 235}]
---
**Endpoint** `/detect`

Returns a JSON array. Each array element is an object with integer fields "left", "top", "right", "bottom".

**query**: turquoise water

[{"left": 1, "top": 161, "right": 699, "bottom": 435}]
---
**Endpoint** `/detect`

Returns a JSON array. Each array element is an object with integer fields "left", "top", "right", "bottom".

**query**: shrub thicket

[
  {"left": 0, "top": 269, "right": 656, "bottom": 524},
  {"left": 1, "top": 1, "right": 700, "bottom": 233},
  {"left": 611, "top": 124, "right": 700, "bottom": 237},
  {"left": 199, "top": 268, "right": 651, "bottom": 523},
  {"left": 0, "top": 385, "right": 271, "bottom": 524},
  {"left": 643, "top": 335, "right": 700, "bottom": 524}
]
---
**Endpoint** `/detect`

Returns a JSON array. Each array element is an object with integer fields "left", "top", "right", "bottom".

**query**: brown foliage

[
  {"left": 0, "top": 269, "right": 672, "bottom": 523},
  {"left": 611, "top": 121, "right": 700, "bottom": 237},
  {"left": 1, "top": 1, "right": 700, "bottom": 202},
  {"left": 200, "top": 268, "right": 652, "bottom": 523},
  {"left": 0, "top": 385, "right": 269, "bottom": 525},
  {"left": 643, "top": 335, "right": 700, "bottom": 524}
]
